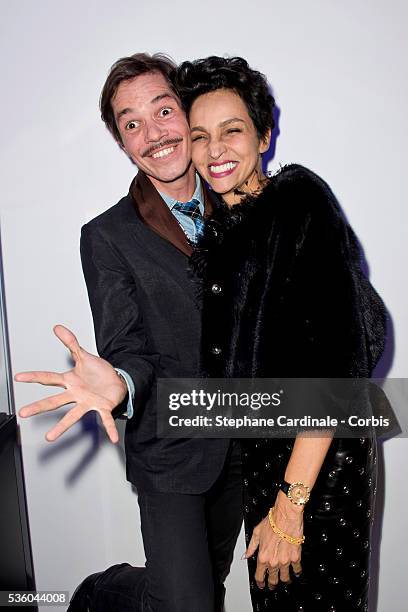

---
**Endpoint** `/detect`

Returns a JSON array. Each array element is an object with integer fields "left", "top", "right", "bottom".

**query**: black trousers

[{"left": 91, "top": 441, "right": 243, "bottom": 612}]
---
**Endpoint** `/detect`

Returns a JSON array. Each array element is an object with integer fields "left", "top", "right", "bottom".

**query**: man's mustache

[{"left": 142, "top": 138, "right": 183, "bottom": 158}]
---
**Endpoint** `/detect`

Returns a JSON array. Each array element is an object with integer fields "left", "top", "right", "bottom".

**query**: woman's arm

[{"left": 246, "top": 433, "right": 334, "bottom": 589}]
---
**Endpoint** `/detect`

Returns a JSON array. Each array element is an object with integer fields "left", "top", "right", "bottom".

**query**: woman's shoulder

[
  {"left": 268, "top": 163, "right": 343, "bottom": 222},
  {"left": 271, "top": 164, "right": 339, "bottom": 209}
]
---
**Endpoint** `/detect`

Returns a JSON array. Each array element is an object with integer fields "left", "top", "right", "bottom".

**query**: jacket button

[
  {"left": 211, "top": 283, "right": 222, "bottom": 295},
  {"left": 211, "top": 346, "right": 222, "bottom": 355}
]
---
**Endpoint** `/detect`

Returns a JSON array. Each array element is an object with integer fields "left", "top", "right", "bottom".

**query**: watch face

[{"left": 288, "top": 482, "right": 310, "bottom": 505}]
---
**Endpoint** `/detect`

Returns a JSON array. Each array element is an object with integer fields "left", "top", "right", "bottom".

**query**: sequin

[
  {"left": 336, "top": 547, "right": 343, "bottom": 557},
  {"left": 343, "top": 485, "right": 350, "bottom": 494},
  {"left": 314, "top": 593, "right": 322, "bottom": 600},
  {"left": 356, "top": 499, "right": 363, "bottom": 507},
  {"left": 345, "top": 455, "right": 354, "bottom": 464},
  {"left": 353, "top": 529, "right": 360, "bottom": 538},
  {"left": 345, "top": 589, "right": 353, "bottom": 598},
  {"left": 324, "top": 501, "right": 331, "bottom": 511},
  {"left": 349, "top": 561, "right": 357, "bottom": 568},
  {"left": 329, "top": 470, "right": 336, "bottom": 479},
  {"left": 243, "top": 478, "right": 249, "bottom": 486},
  {"left": 321, "top": 532, "right": 328, "bottom": 542},
  {"left": 339, "top": 518, "right": 347, "bottom": 527},
  {"left": 358, "top": 467, "right": 365, "bottom": 475},
  {"left": 318, "top": 563, "right": 326, "bottom": 572}
]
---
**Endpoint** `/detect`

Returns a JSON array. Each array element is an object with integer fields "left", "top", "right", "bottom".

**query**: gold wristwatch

[{"left": 278, "top": 480, "right": 311, "bottom": 505}]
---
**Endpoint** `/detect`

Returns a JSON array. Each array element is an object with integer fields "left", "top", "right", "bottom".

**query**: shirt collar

[{"left": 159, "top": 173, "right": 204, "bottom": 212}]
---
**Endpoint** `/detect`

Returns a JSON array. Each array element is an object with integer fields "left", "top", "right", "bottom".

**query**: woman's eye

[
  {"left": 125, "top": 120, "right": 139, "bottom": 131},
  {"left": 192, "top": 135, "right": 206, "bottom": 142},
  {"left": 159, "top": 107, "right": 172, "bottom": 118}
]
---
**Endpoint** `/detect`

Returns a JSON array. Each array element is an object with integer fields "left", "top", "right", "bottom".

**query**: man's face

[{"left": 112, "top": 72, "right": 192, "bottom": 185}]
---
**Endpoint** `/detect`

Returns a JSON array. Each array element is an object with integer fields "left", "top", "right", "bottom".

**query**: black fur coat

[{"left": 192, "top": 163, "right": 386, "bottom": 380}]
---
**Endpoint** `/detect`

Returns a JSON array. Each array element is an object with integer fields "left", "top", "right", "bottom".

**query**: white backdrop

[{"left": 1, "top": 1, "right": 406, "bottom": 610}]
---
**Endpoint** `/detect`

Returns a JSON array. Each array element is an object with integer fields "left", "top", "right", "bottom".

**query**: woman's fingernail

[{"left": 241, "top": 552, "right": 247, "bottom": 560}]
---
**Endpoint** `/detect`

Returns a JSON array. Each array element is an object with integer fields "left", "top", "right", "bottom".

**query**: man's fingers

[
  {"left": 53, "top": 324, "right": 82, "bottom": 362},
  {"left": 254, "top": 562, "right": 268, "bottom": 590},
  {"left": 19, "top": 392, "right": 73, "bottom": 417},
  {"left": 45, "top": 405, "right": 87, "bottom": 441},
  {"left": 99, "top": 412, "right": 120, "bottom": 444},
  {"left": 45, "top": 405, "right": 119, "bottom": 444},
  {"left": 14, "top": 370, "right": 66, "bottom": 387}
]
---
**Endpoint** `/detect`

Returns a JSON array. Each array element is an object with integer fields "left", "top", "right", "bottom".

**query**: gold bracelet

[{"left": 268, "top": 507, "right": 305, "bottom": 545}]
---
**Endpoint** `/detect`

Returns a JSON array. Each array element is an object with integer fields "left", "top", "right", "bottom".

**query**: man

[{"left": 16, "top": 53, "right": 243, "bottom": 612}]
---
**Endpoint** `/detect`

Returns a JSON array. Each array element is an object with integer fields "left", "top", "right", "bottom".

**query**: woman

[{"left": 175, "top": 56, "right": 386, "bottom": 611}]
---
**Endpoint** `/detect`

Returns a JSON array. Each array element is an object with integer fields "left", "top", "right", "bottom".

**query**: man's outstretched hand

[{"left": 15, "top": 325, "right": 128, "bottom": 443}]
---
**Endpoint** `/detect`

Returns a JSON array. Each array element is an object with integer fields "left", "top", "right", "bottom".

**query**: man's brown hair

[{"left": 100, "top": 53, "right": 177, "bottom": 144}]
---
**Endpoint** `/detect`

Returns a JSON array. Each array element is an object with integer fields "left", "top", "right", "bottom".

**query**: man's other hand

[{"left": 15, "top": 325, "right": 128, "bottom": 443}]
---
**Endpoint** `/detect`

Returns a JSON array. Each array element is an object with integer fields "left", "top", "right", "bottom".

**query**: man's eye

[
  {"left": 159, "top": 107, "right": 172, "bottom": 118},
  {"left": 125, "top": 120, "right": 139, "bottom": 130},
  {"left": 226, "top": 128, "right": 242, "bottom": 134}
]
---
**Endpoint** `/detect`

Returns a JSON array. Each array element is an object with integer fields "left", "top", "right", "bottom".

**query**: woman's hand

[
  {"left": 15, "top": 325, "right": 128, "bottom": 443},
  {"left": 245, "top": 491, "right": 304, "bottom": 589}
]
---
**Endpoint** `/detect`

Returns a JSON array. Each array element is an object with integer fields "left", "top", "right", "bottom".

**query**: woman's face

[{"left": 189, "top": 88, "right": 270, "bottom": 206}]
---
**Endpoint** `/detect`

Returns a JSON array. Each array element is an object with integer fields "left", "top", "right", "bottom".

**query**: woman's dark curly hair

[{"left": 174, "top": 56, "right": 275, "bottom": 141}]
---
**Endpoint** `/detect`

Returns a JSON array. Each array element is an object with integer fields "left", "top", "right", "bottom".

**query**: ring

[{"left": 291, "top": 562, "right": 302, "bottom": 577}]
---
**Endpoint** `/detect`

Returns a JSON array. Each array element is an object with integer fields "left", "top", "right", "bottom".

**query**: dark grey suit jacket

[{"left": 80, "top": 171, "right": 230, "bottom": 493}]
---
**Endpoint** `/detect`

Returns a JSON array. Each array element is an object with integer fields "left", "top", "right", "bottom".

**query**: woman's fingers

[
  {"left": 291, "top": 560, "right": 303, "bottom": 577},
  {"left": 245, "top": 529, "right": 260, "bottom": 559},
  {"left": 255, "top": 561, "right": 268, "bottom": 590},
  {"left": 266, "top": 565, "right": 279, "bottom": 590},
  {"left": 278, "top": 563, "right": 291, "bottom": 584}
]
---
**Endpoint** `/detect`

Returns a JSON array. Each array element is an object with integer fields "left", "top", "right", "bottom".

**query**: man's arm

[
  {"left": 79, "top": 221, "right": 160, "bottom": 410},
  {"left": 16, "top": 221, "right": 160, "bottom": 442}
]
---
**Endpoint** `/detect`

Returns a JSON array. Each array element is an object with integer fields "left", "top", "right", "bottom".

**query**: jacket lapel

[{"left": 130, "top": 171, "right": 215, "bottom": 256}]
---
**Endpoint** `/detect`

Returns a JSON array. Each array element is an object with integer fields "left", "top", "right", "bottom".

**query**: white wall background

[{"left": 0, "top": 1, "right": 406, "bottom": 610}]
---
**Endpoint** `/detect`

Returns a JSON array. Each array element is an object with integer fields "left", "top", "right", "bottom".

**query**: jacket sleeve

[
  {"left": 283, "top": 167, "right": 386, "bottom": 379},
  {"left": 80, "top": 222, "right": 160, "bottom": 417}
]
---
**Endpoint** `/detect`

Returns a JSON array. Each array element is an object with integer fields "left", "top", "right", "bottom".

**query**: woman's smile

[
  {"left": 208, "top": 161, "right": 239, "bottom": 178},
  {"left": 189, "top": 89, "right": 270, "bottom": 206}
]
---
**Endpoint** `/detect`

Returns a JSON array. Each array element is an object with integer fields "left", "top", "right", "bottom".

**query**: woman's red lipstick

[{"left": 208, "top": 161, "right": 238, "bottom": 178}]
